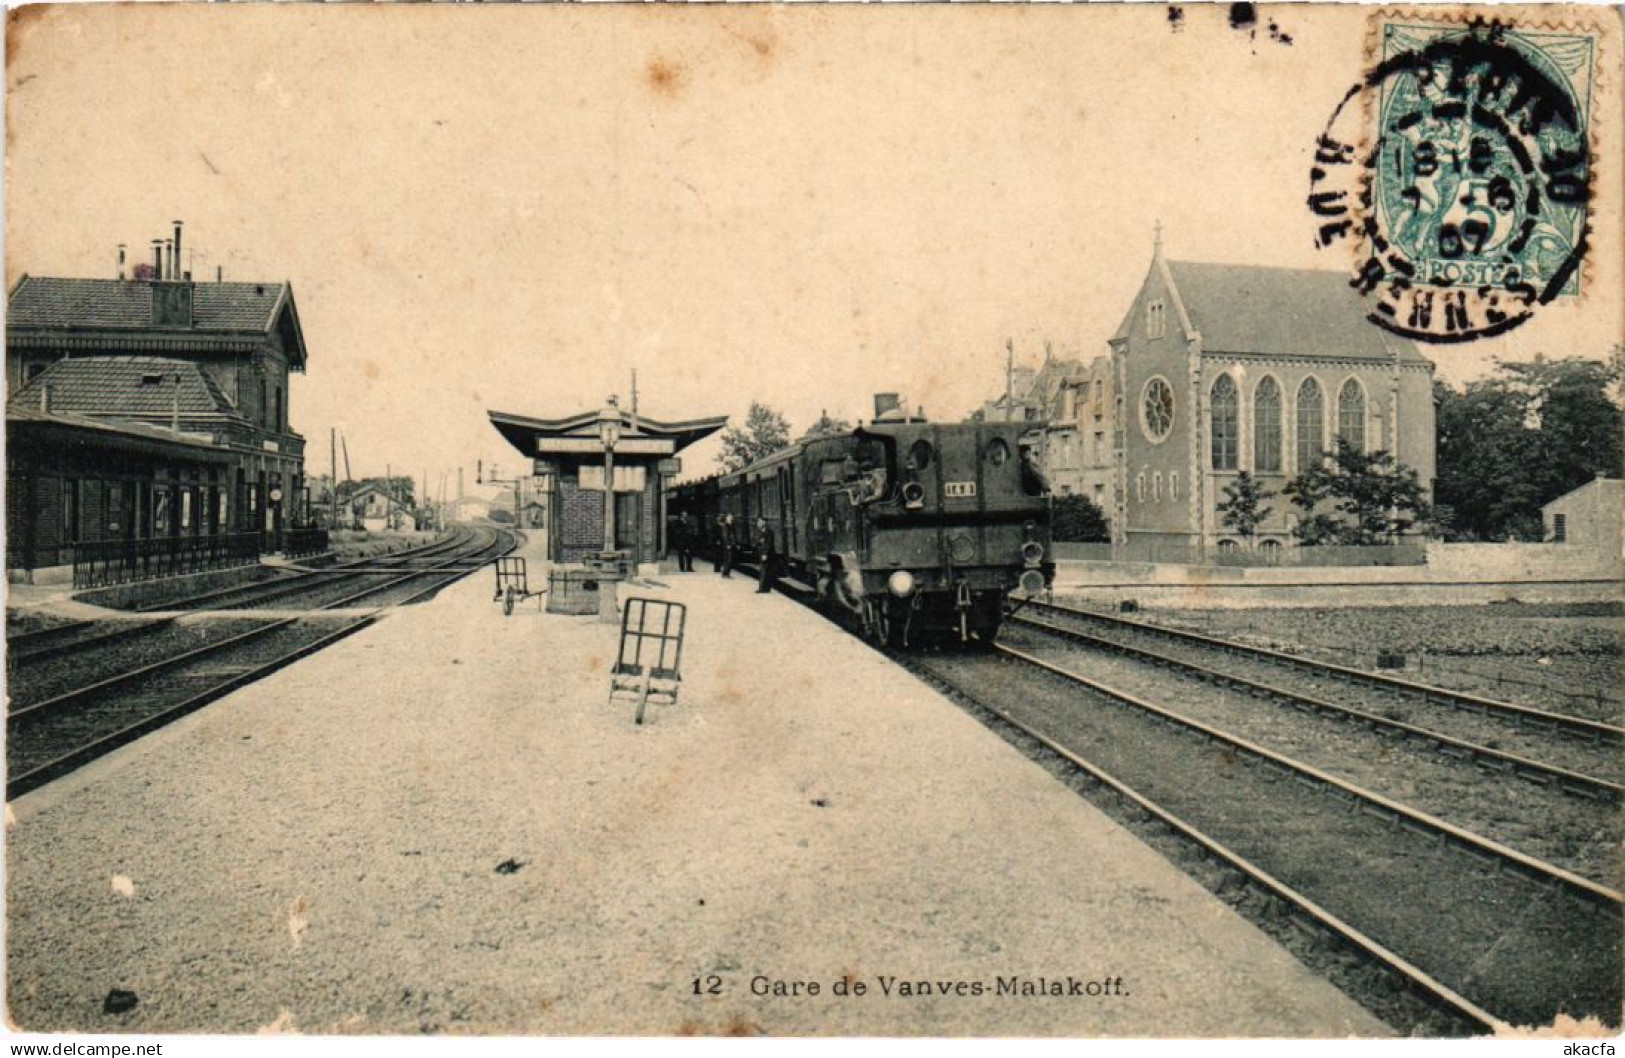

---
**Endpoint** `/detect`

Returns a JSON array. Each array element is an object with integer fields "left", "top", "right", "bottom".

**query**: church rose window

[
  {"left": 1211, "top": 374, "right": 1238, "bottom": 471},
  {"left": 1255, "top": 377, "right": 1283, "bottom": 473},
  {"left": 1140, "top": 377, "right": 1175, "bottom": 442},
  {"left": 1297, "top": 377, "right": 1325, "bottom": 472}
]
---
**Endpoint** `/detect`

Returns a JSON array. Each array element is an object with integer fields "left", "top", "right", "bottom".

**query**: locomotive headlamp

[
  {"left": 887, "top": 570, "right": 916, "bottom": 597},
  {"left": 1021, "top": 541, "right": 1045, "bottom": 566},
  {"left": 902, "top": 482, "right": 926, "bottom": 508},
  {"left": 1019, "top": 570, "right": 1046, "bottom": 596}
]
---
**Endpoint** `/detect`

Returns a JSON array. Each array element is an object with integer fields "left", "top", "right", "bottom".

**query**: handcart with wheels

[
  {"left": 608, "top": 597, "right": 687, "bottom": 724},
  {"left": 492, "top": 557, "right": 545, "bottom": 615}
]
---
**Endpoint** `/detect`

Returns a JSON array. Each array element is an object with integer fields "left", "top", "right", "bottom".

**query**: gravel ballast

[{"left": 8, "top": 549, "right": 1387, "bottom": 1036}]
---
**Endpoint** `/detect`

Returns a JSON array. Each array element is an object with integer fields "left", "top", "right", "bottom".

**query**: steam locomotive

[{"left": 670, "top": 397, "right": 1053, "bottom": 648}]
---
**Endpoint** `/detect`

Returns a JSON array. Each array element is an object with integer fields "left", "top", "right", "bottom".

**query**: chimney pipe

[
  {"left": 216, "top": 266, "right": 223, "bottom": 283},
  {"left": 117, "top": 244, "right": 127, "bottom": 280},
  {"left": 39, "top": 384, "right": 52, "bottom": 414},
  {"left": 165, "top": 239, "right": 175, "bottom": 280},
  {"left": 172, "top": 221, "right": 183, "bottom": 280},
  {"left": 152, "top": 240, "right": 164, "bottom": 277}
]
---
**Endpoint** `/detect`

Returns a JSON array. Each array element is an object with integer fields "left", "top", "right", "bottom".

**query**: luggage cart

[
  {"left": 492, "top": 557, "right": 544, "bottom": 615},
  {"left": 608, "top": 597, "right": 687, "bottom": 724}
]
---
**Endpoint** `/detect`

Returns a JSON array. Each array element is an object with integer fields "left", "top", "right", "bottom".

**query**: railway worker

[
  {"left": 716, "top": 514, "right": 736, "bottom": 578},
  {"left": 755, "top": 515, "right": 777, "bottom": 594},
  {"left": 675, "top": 512, "right": 697, "bottom": 572}
]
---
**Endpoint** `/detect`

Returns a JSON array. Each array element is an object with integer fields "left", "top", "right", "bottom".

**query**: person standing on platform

[
  {"left": 716, "top": 514, "right": 735, "bottom": 578},
  {"left": 675, "top": 512, "right": 696, "bottom": 572},
  {"left": 755, "top": 515, "right": 776, "bottom": 594}
]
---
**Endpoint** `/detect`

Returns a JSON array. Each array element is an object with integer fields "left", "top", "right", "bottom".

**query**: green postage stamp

[{"left": 1309, "top": 9, "right": 1601, "bottom": 344}]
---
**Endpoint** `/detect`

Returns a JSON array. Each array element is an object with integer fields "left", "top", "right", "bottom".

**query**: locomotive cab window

[{"left": 985, "top": 438, "right": 1011, "bottom": 467}]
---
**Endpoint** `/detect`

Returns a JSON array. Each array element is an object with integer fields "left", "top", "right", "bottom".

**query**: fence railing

[
  {"left": 283, "top": 527, "right": 331, "bottom": 558},
  {"left": 72, "top": 532, "right": 263, "bottom": 589},
  {"left": 1052, "top": 541, "right": 1428, "bottom": 567}
]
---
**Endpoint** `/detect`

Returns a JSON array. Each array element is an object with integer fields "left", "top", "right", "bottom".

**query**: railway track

[
  {"left": 140, "top": 524, "right": 487, "bottom": 612},
  {"left": 6, "top": 526, "right": 518, "bottom": 799},
  {"left": 903, "top": 643, "right": 1621, "bottom": 1032},
  {"left": 7, "top": 617, "right": 175, "bottom": 666}
]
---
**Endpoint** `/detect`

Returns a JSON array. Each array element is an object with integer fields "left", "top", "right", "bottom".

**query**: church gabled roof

[{"left": 1111, "top": 251, "right": 1431, "bottom": 366}]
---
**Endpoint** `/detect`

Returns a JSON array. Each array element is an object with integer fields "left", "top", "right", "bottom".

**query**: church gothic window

[
  {"left": 1254, "top": 377, "right": 1283, "bottom": 473},
  {"left": 1297, "top": 377, "right": 1325, "bottom": 471},
  {"left": 1210, "top": 374, "right": 1238, "bottom": 471},
  {"left": 1338, "top": 378, "right": 1366, "bottom": 452}
]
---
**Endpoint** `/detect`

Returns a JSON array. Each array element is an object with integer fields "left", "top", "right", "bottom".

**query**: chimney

[
  {"left": 39, "top": 383, "right": 52, "bottom": 414},
  {"left": 172, "top": 221, "right": 183, "bottom": 280},
  {"left": 117, "top": 244, "right": 127, "bottom": 280},
  {"left": 152, "top": 240, "right": 164, "bottom": 277},
  {"left": 165, "top": 239, "right": 175, "bottom": 280},
  {"left": 216, "top": 266, "right": 223, "bottom": 283},
  {"left": 873, "top": 393, "right": 902, "bottom": 420}
]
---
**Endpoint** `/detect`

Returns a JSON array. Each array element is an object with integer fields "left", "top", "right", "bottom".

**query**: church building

[{"left": 1109, "top": 236, "right": 1437, "bottom": 555}]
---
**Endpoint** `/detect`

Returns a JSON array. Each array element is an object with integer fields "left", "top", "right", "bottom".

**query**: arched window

[
  {"left": 1254, "top": 377, "right": 1283, "bottom": 473},
  {"left": 1296, "top": 377, "right": 1325, "bottom": 471},
  {"left": 1152, "top": 472, "right": 1162, "bottom": 501},
  {"left": 1136, "top": 473, "right": 1146, "bottom": 503},
  {"left": 1211, "top": 374, "right": 1238, "bottom": 471},
  {"left": 1338, "top": 378, "right": 1366, "bottom": 452}
]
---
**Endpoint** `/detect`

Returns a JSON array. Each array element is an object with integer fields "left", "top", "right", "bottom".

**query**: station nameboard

[{"left": 535, "top": 437, "right": 675, "bottom": 456}]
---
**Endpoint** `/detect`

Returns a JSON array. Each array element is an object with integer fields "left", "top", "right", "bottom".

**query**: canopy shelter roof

[
  {"left": 7, "top": 404, "right": 233, "bottom": 462},
  {"left": 488, "top": 408, "right": 727, "bottom": 461}
]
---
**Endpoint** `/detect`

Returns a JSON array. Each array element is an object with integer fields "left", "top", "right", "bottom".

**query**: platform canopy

[{"left": 488, "top": 408, "right": 727, "bottom": 461}]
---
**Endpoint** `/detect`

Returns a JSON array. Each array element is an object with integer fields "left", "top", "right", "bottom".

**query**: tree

[
  {"left": 1216, "top": 471, "right": 1274, "bottom": 544},
  {"left": 803, "top": 410, "right": 852, "bottom": 440},
  {"left": 1051, "top": 494, "right": 1110, "bottom": 542},
  {"left": 1435, "top": 356, "right": 1623, "bottom": 540},
  {"left": 1284, "top": 439, "right": 1431, "bottom": 545},
  {"left": 717, "top": 402, "right": 791, "bottom": 473}
]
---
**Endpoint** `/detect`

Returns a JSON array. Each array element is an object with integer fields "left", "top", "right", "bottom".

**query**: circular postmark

[{"left": 1308, "top": 16, "right": 1596, "bottom": 344}]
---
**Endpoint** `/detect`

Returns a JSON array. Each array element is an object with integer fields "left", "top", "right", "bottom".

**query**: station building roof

[
  {"left": 7, "top": 275, "right": 309, "bottom": 368},
  {"left": 9, "top": 356, "right": 241, "bottom": 420}
]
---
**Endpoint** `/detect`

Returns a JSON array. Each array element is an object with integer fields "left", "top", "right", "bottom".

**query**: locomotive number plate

[{"left": 944, "top": 481, "right": 977, "bottom": 498}]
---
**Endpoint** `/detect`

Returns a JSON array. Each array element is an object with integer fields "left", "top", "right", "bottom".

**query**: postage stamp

[{"left": 1309, "top": 9, "right": 1602, "bottom": 344}]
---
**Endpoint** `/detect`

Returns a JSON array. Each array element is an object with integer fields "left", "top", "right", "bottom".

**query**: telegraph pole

[
  {"left": 1005, "top": 339, "right": 1015, "bottom": 422},
  {"left": 330, "top": 428, "right": 338, "bottom": 531}
]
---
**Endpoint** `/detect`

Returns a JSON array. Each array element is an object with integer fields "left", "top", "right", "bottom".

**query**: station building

[
  {"left": 1107, "top": 238, "right": 1436, "bottom": 555},
  {"left": 488, "top": 403, "right": 726, "bottom": 571},
  {"left": 5, "top": 257, "right": 312, "bottom": 580}
]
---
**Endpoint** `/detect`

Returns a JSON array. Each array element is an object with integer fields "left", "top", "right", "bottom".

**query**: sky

[{"left": 7, "top": 3, "right": 1621, "bottom": 493}]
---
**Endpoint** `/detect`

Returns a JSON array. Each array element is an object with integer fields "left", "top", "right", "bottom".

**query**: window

[
  {"left": 1093, "top": 431, "right": 1106, "bottom": 464},
  {"left": 181, "top": 489, "right": 193, "bottom": 533},
  {"left": 62, "top": 480, "right": 81, "bottom": 544},
  {"left": 1094, "top": 379, "right": 1103, "bottom": 411},
  {"left": 1170, "top": 472, "right": 1180, "bottom": 500},
  {"left": 1141, "top": 377, "right": 1175, "bottom": 442},
  {"left": 274, "top": 386, "right": 283, "bottom": 431},
  {"left": 1297, "top": 377, "right": 1325, "bottom": 471},
  {"left": 1254, "top": 377, "right": 1283, "bottom": 473},
  {"left": 1211, "top": 374, "right": 1238, "bottom": 471},
  {"left": 1217, "top": 538, "right": 1239, "bottom": 550},
  {"left": 1553, "top": 513, "right": 1568, "bottom": 542},
  {"left": 1093, "top": 483, "right": 1105, "bottom": 502},
  {"left": 1147, "top": 299, "right": 1166, "bottom": 339},
  {"left": 1338, "top": 378, "right": 1366, "bottom": 452},
  {"left": 1136, "top": 473, "right": 1146, "bottom": 502}
]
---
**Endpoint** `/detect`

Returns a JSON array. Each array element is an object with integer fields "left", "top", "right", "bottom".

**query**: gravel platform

[{"left": 7, "top": 548, "right": 1388, "bottom": 1036}]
